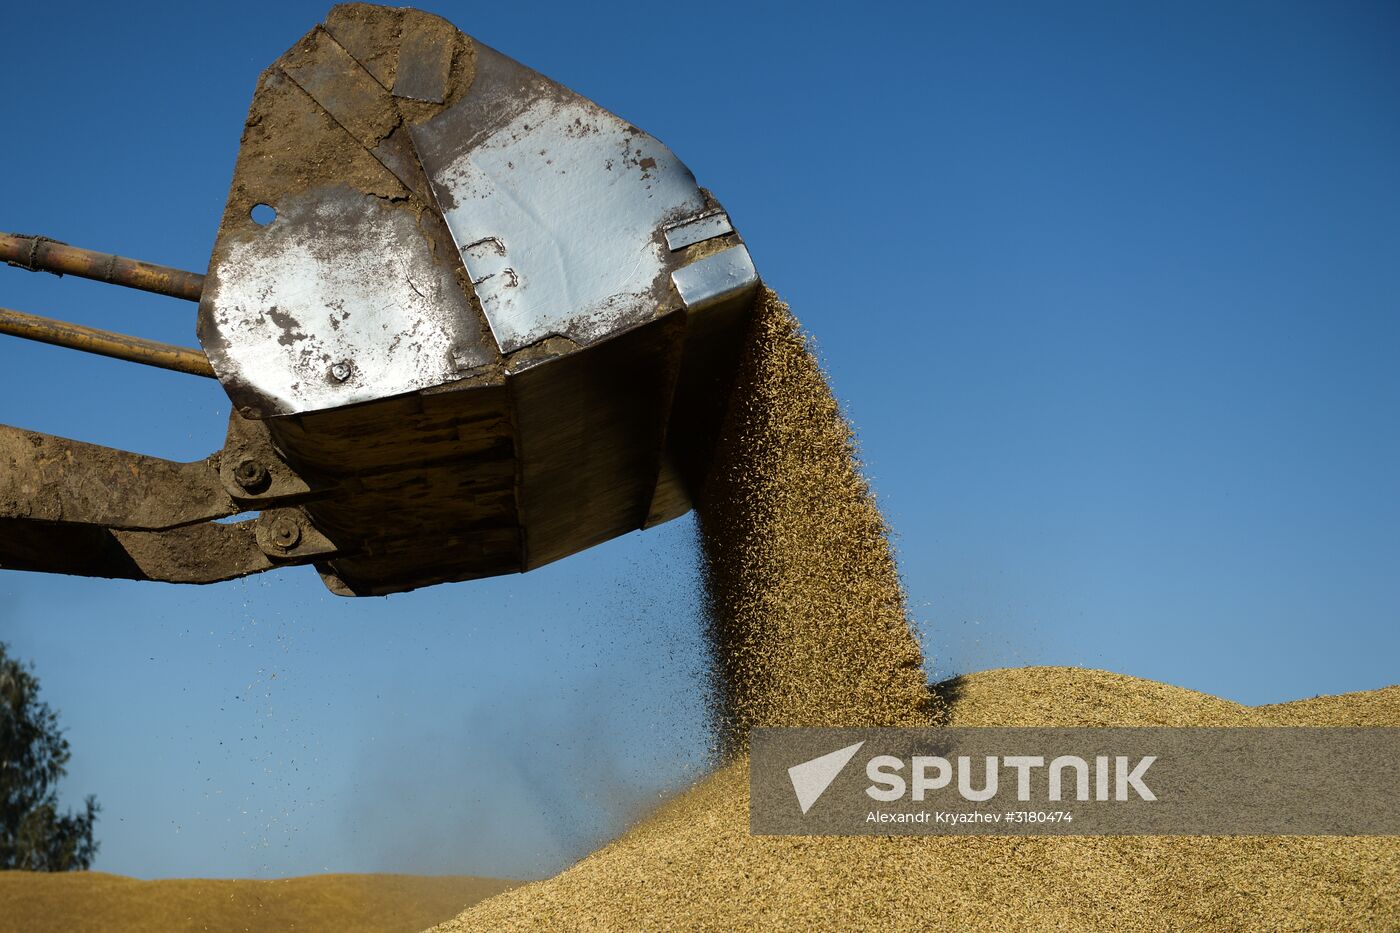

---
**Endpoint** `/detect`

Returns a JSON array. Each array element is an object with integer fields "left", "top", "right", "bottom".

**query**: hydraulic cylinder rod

[
  {"left": 0, "top": 232, "right": 205, "bottom": 302},
  {"left": 0, "top": 306, "right": 215, "bottom": 377}
]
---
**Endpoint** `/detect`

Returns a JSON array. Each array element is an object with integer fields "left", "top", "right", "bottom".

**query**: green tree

[{"left": 0, "top": 641, "right": 99, "bottom": 870}]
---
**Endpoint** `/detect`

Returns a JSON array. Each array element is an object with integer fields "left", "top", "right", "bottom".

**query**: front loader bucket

[
  {"left": 198, "top": 5, "right": 760, "bottom": 595},
  {"left": 0, "top": 4, "right": 759, "bottom": 596}
]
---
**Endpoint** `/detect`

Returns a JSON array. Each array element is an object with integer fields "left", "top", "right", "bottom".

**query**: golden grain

[{"left": 432, "top": 292, "right": 1398, "bottom": 931}]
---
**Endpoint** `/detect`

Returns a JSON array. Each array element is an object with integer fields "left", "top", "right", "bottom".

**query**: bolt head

[
  {"left": 329, "top": 361, "right": 352, "bottom": 382},
  {"left": 233, "top": 459, "right": 270, "bottom": 493},
  {"left": 269, "top": 516, "right": 301, "bottom": 550}
]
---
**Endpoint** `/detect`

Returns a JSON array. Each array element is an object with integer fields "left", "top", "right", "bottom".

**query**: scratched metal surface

[
  {"left": 411, "top": 43, "right": 710, "bottom": 354},
  {"left": 201, "top": 14, "right": 756, "bottom": 419},
  {"left": 201, "top": 187, "right": 487, "bottom": 417}
]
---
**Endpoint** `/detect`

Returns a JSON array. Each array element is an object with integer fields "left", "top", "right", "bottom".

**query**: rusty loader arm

[{"left": 0, "top": 233, "right": 338, "bottom": 584}]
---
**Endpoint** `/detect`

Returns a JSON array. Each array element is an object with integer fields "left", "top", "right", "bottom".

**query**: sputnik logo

[{"left": 787, "top": 741, "right": 865, "bottom": 814}]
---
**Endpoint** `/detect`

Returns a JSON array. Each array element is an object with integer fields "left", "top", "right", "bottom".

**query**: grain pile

[
  {"left": 0, "top": 871, "right": 514, "bottom": 933},
  {"left": 428, "top": 292, "right": 1398, "bottom": 930},
  {"left": 435, "top": 670, "right": 1400, "bottom": 931}
]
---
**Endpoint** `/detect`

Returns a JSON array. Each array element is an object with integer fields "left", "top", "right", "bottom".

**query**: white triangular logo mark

[{"left": 787, "top": 741, "right": 865, "bottom": 815}]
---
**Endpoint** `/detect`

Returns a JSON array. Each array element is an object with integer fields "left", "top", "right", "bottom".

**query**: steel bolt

[
  {"left": 233, "top": 459, "right": 270, "bottom": 493},
  {"left": 329, "top": 361, "right": 352, "bottom": 382},
  {"left": 269, "top": 515, "right": 301, "bottom": 550}
]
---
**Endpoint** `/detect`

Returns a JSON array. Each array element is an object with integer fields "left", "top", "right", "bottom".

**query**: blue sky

[{"left": 1, "top": 0, "right": 1396, "bottom": 880}]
